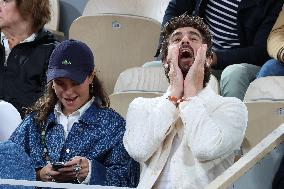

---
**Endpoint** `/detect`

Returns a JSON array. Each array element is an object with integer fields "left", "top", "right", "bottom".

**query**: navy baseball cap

[{"left": 47, "top": 39, "right": 95, "bottom": 84}]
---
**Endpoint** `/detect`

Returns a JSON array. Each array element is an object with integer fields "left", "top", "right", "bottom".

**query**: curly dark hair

[
  {"left": 160, "top": 13, "right": 213, "bottom": 62},
  {"left": 27, "top": 73, "right": 110, "bottom": 125}
]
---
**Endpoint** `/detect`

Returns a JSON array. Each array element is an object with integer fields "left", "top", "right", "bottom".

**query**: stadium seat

[
  {"left": 114, "top": 67, "right": 168, "bottom": 93},
  {"left": 243, "top": 101, "right": 284, "bottom": 153},
  {"left": 111, "top": 67, "right": 220, "bottom": 118},
  {"left": 110, "top": 92, "right": 163, "bottom": 118},
  {"left": 46, "top": 0, "right": 60, "bottom": 31},
  {"left": 114, "top": 66, "right": 220, "bottom": 94},
  {"left": 46, "top": 0, "right": 65, "bottom": 41},
  {"left": 0, "top": 101, "right": 22, "bottom": 141},
  {"left": 206, "top": 124, "right": 284, "bottom": 189},
  {"left": 82, "top": 0, "right": 170, "bottom": 23},
  {"left": 242, "top": 76, "right": 284, "bottom": 153},
  {"left": 69, "top": 14, "right": 160, "bottom": 94},
  {"left": 244, "top": 76, "right": 284, "bottom": 101}
]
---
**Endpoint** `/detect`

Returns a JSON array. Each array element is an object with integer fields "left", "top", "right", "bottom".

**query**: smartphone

[{"left": 51, "top": 162, "right": 65, "bottom": 171}]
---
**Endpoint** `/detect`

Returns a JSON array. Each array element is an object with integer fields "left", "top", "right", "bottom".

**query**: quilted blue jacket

[{"left": 9, "top": 102, "right": 139, "bottom": 187}]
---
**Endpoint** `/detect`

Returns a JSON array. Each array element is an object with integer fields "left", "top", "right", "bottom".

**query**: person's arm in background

[
  {"left": 212, "top": 0, "right": 284, "bottom": 69},
  {"left": 267, "top": 4, "right": 284, "bottom": 63},
  {"left": 162, "top": 0, "right": 194, "bottom": 26}
]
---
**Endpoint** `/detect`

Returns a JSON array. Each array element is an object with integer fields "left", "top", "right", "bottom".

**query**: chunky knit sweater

[{"left": 124, "top": 86, "right": 247, "bottom": 189}]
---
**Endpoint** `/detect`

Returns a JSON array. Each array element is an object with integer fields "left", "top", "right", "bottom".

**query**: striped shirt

[{"left": 205, "top": 0, "right": 242, "bottom": 50}]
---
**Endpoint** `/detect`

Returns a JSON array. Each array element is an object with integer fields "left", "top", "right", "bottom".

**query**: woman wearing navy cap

[{"left": 9, "top": 39, "right": 140, "bottom": 187}]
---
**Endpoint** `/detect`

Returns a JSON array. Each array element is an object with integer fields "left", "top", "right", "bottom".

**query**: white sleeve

[
  {"left": 179, "top": 96, "right": 247, "bottom": 161},
  {"left": 123, "top": 96, "right": 179, "bottom": 162},
  {"left": 81, "top": 159, "right": 92, "bottom": 184},
  {"left": 0, "top": 101, "right": 22, "bottom": 141}
]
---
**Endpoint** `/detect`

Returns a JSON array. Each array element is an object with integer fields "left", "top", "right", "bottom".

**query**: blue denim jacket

[
  {"left": 9, "top": 102, "right": 139, "bottom": 187},
  {"left": 0, "top": 141, "right": 35, "bottom": 189}
]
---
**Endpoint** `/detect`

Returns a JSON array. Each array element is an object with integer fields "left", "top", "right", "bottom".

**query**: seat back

[
  {"left": 114, "top": 66, "right": 220, "bottom": 94},
  {"left": 206, "top": 124, "right": 284, "bottom": 189},
  {"left": 0, "top": 101, "right": 22, "bottom": 141},
  {"left": 244, "top": 76, "right": 284, "bottom": 102},
  {"left": 46, "top": 0, "right": 60, "bottom": 31},
  {"left": 69, "top": 15, "right": 160, "bottom": 94},
  {"left": 45, "top": 0, "right": 65, "bottom": 40},
  {"left": 112, "top": 67, "right": 220, "bottom": 117},
  {"left": 242, "top": 76, "right": 284, "bottom": 152},
  {"left": 114, "top": 67, "right": 169, "bottom": 93},
  {"left": 109, "top": 92, "right": 163, "bottom": 118},
  {"left": 242, "top": 101, "right": 284, "bottom": 153},
  {"left": 83, "top": 0, "right": 170, "bottom": 23}
]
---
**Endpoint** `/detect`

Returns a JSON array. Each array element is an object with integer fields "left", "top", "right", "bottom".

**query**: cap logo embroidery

[{"left": 62, "top": 60, "right": 71, "bottom": 65}]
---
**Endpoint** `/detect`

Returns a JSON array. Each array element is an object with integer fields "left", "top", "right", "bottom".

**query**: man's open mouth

[{"left": 179, "top": 47, "right": 194, "bottom": 60}]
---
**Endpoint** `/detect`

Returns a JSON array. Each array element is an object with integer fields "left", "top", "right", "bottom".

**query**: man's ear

[
  {"left": 206, "top": 56, "right": 213, "bottom": 66},
  {"left": 162, "top": 60, "right": 169, "bottom": 69}
]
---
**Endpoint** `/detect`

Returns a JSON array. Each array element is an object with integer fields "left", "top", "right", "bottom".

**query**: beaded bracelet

[
  {"left": 177, "top": 97, "right": 191, "bottom": 103},
  {"left": 167, "top": 96, "right": 178, "bottom": 103}
]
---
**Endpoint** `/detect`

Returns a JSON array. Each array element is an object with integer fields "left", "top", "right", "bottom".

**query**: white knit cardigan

[{"left": 123, "top": 86, "right": 248, "bottom": 189}]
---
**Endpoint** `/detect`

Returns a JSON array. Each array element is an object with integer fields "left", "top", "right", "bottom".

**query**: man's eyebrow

[
  {"left": 170, "top": 30, "right": 202, "bottom": 39},
  {"left": 170, "top": 31, "right": 182, "bottom": 38},
  {"left": 187, "top": 31, "right": 202, "bottom": 38}
]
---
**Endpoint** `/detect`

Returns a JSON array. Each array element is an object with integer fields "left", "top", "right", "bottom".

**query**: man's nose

[{"left": 181, "top": 35, "right": 190, "bottom": 45}]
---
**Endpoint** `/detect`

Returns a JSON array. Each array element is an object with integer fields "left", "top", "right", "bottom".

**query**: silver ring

[
  {"left": 73, "top": 164, "right": 81, "bottom": 174},
  {"left": 51, "top": 178, "right": 55, "bottom": 182}
]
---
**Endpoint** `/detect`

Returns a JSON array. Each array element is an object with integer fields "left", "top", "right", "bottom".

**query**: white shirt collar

[
  {"left": 1, "top": 32, "right": 37, "bottom": 45},
  {"left": 1, "top": 32, "right": 37, "bottom": 63},
  {"left": 54, "top": 97, "right": 95, "bottom": 119},
  {"left": 54, "top": 97, "right": 95, "bottom": 139}
]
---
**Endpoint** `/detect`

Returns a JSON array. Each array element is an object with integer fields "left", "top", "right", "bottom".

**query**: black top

[
  {"left": 158, "top": 0, "right": 284, "bottom": 69},
  {"left": 0, "top": 28, "right": 57, "bottom": 117}
]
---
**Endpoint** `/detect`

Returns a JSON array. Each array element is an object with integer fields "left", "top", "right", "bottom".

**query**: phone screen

[{"left": 52, "top": 162, "right": 65, "bottom": 171}]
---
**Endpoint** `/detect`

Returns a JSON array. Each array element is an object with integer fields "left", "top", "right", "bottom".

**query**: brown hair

[
  {"left": 15, "top": 0, "right": 51, "bottom": 31},
  {"left": 160, "top": 13, "right": 213, "bottom": 62},
  {"left": 27, "top": 73, "right": 110, "bottom": 125}
]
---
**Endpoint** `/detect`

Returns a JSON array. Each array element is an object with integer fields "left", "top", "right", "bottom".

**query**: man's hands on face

[
  {"left": 168, "top": 44, "right": 184, "bottom": 100},
  {"left": 167, "top": 44, "right": 208, "bottom": 104},
  {"left": 184, "top": 44, "right": 207, "bottom": 97}
]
